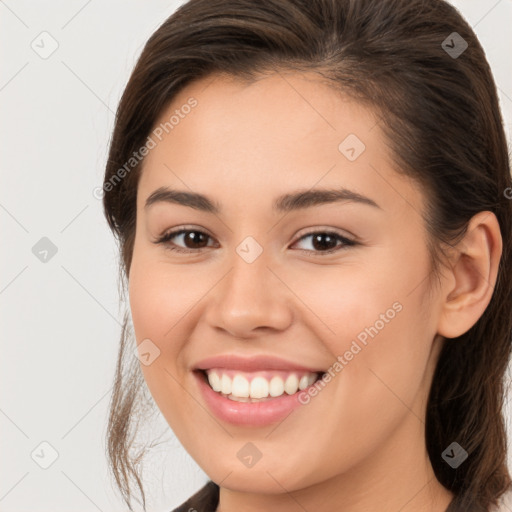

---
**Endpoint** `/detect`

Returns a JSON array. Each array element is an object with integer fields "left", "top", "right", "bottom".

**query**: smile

[
  {"left": 204, "top": 368, "right": 322, "bottom": 402},
  {"left": 194, "top": 368, "right": 327, "bottom": 426}
]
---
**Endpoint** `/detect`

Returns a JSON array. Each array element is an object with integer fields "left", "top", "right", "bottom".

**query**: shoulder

[{"left": 170, "top": 480, "right": 219, "bottom": 512}]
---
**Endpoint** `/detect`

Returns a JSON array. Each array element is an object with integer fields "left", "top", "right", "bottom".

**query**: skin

[{"left": 128, "top": 71, "right": 502, "bottom": 512}]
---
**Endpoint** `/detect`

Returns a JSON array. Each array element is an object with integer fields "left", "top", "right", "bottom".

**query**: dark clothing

[{"left": 171, "top": 481, "right": 219, "bottom": 512}]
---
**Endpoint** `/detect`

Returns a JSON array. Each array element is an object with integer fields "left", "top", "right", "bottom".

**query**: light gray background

[{"left": 1, "top": 1, "right": 511, "bottom": 510}]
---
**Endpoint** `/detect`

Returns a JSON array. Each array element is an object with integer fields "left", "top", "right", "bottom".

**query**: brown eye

[
  {"left": 178, "top": 230, "right": 210, "bottom": 249},
  {"left": 155, "top": 229, "right": 216, "bottom": 253},
  {"left": 311, "top": 233, "right": 338, "bottom": 251},
  {"left": 154, "top": 228, "right": 356, "bottom": 256},
  {"left": 292, "top": 231, "right": 356, "bottom": 255}
]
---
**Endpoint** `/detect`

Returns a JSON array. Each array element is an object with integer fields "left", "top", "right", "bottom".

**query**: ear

[{"left": 437, "top": 211, "right": 502, "bottom": 339}]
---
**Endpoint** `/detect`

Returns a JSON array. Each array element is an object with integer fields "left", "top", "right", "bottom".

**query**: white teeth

[
  {"left": 269, "top": 376, "right": 284, "bottom": 397},
  {"left": 284, "top": 374, "right": 299, "bottom": 395},
  {"left": 220, "top": 374, "right": 232, "bottom": 395},
  {"left": 250, "top": 377, "right": 269, "bottom": 399},
  {"left": 208, "top": 371, "right": 222, "bottom": 392},
  {"left": 232, "top": 374, "right": 250, "bottom": 397},
  {"left": 205, "top": 370, "right": 320, "bottom": 400},
  {"left": 299, "top": 375, "right": 310, "bottom": 390}
]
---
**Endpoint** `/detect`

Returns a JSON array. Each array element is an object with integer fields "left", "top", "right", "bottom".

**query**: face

[{"left": 128, "top": 71, "right": 446, "bottom": 497}]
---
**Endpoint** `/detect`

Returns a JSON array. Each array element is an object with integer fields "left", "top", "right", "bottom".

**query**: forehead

[
  {"left": 137, "top": 71, "right": 424, "bottom": 218},
  {"left": 151, "top": 70, "right": 378, "bottom": 154}
]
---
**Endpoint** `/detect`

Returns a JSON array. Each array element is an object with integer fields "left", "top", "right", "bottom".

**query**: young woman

[{"left": 101, "top": 0, "right": 512, "bottom": 510}]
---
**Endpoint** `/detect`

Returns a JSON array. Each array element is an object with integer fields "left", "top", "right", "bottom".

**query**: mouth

[
  {"left": 195, "top": 368, "right": 325, "bottom": 402},
  {"left": 191, "top": 354, "right": 329, "bottom": 426}
]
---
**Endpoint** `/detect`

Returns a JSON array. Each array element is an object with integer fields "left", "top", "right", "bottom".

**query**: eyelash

[{"left": 153, "top": 227, "right": 357, "bottom": 256}]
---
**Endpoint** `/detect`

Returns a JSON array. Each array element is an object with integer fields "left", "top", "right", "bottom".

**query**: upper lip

[{"left": 193, "top": 354, "right": 325, "bottom": 373}]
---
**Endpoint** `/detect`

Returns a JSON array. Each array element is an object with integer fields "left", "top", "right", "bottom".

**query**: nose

[{"left": 203, "top": 248, "right": 294, "bottom": 339}]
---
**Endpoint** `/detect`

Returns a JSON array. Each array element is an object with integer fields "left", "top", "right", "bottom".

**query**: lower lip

[{"left": 194, "top": 371, "right": 309, "bottom": 427}]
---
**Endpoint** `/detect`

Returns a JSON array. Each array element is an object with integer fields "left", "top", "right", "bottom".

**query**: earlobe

[{"left": 437, "top": 211, "right": 502, "bottom": 339}]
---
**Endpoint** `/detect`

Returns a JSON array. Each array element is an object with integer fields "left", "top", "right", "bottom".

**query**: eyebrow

[{"left": 144, "top": 186, "right": 381, "bottom": 213}]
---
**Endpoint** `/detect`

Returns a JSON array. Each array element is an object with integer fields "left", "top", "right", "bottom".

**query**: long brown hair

[{"left": 102, "top": 0, "right": 512, "bottom": 510}]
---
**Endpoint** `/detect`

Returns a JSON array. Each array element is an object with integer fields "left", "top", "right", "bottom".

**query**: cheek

[
  {"left": 127, "top": 248, "right": 224, "bottom": 422},
  {"left": 127, "top": 250, "right": 193, "bottom": 403},
  {"left": 260, "top": 258, "right": 435, "bottom": 482},
  {"left": 128, "top": 250, "right": 210, "bottom": 344},
  {"left": 338, "top": 271, "right": 434, "bottom": 432},
  {"left": 288, "top": 247, "right": 435, "bottom": 414}
]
